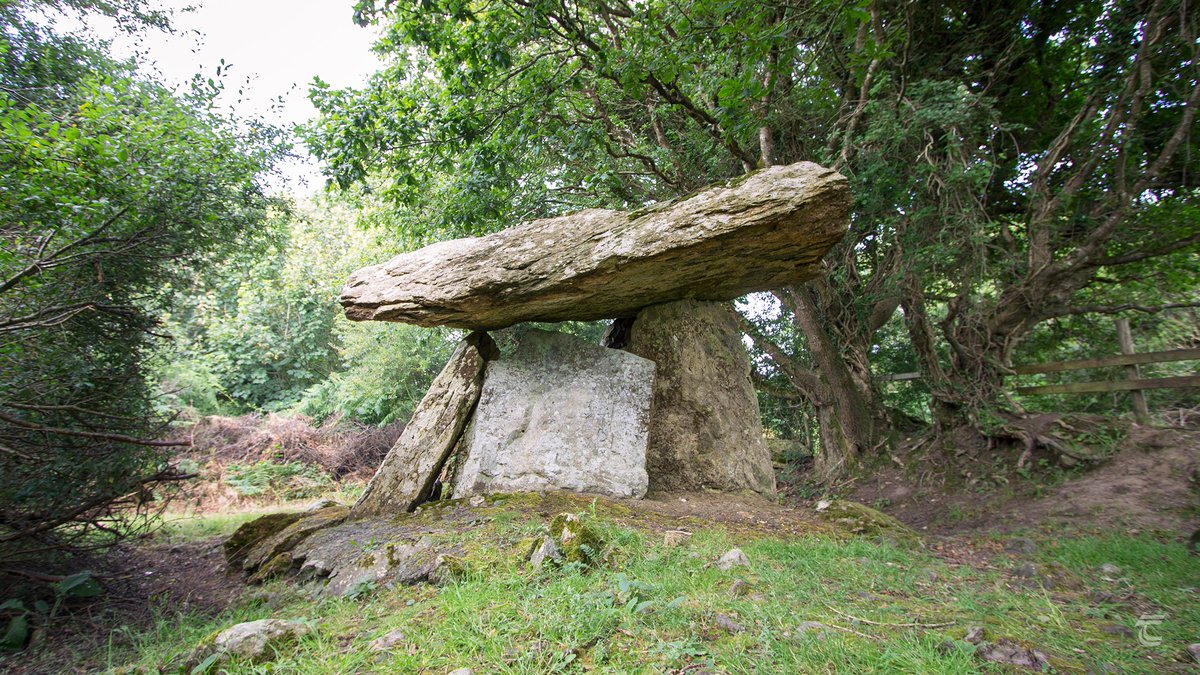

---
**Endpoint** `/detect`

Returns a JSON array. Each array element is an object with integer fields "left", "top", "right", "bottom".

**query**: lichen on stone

[{"left": 816, "top": 500, "right": 920, "bottom": 547}]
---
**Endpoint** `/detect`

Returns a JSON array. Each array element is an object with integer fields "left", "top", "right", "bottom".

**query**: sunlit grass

[
  {"left": 104, "top": 506, "right": 1199, "bottom": 674},
  {"left": 152, "top": 506, "right": 296, "bottom": 543}
]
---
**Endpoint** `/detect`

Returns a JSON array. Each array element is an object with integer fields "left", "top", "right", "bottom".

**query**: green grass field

[{"left": 103, "top": 503, "right": 1199, "bottom": 674}]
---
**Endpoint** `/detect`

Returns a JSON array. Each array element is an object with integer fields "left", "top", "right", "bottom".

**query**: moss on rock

[
  {"left": 248, "top": 552, "right": 294, "bottom": 585},
  {"left": 242, "top": 505, "right": 351, "bottom": 572},
  {"left": 816, "top": 500, "right": 920, "bottom": 547},
  {"left": 548, "top": 513, "right": 604, "bottom": 565},
  {"left": 224, "top": 512, "right": 303, "bottom": 568}
]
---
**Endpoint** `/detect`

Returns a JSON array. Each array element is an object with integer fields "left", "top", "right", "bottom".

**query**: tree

[
  {"left": 892, "top": 0, "right": 1199, "bottom": 435},
  {"left": 309, "top": 0, "right": 1199, "bottom": 479},
  {"left": 0, "top": 0, "right": 284, "bottom": 558},
  {"left": 154, "top": 198, "right": 459, "bottom": 421},
  {"left": 309, "top": 0, "right": 892, "bottom": 479},
  {"left": 158, "top": 205, "right": 350, "bottom": 414}
]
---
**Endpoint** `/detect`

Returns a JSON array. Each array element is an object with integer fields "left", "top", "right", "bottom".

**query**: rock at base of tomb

[
  {"left": 625, "top": 299, "right": 776, "bottom": 496},
  {"left": 353, "top": 332, "right": 499, "bottom": 517},
  {"left": 451, "top": 329, "right": 655, "bottom": 500}
]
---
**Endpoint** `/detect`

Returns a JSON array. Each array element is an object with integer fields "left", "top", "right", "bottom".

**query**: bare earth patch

[
  {"left": 0, "top": 540, "right": 244, "bottom": 675},
  {"left": 846, "top": 426, "right": 1199, "bottom": 537},
  {"left": 614, "top": 490, "right": 825, "bottom": 537}
]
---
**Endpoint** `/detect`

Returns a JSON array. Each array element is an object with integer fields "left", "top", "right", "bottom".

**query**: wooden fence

[{"left": 879, "top": 319, "right": 1200, "bottom": 424}]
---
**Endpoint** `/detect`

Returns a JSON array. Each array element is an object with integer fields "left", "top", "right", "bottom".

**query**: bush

[
  {"left": 0, "top": 2, "right": 283, "bottom": 560},
  {"left": 187, "top": 414, "right": 403, "bottom": 480},
  {"left": 297, "top": 321, "right": 457, "bottom": 425}
]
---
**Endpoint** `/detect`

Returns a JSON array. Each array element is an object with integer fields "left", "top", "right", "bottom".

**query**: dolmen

[{"left": 343, "top": 161, "right": 850, "bottom": 516}]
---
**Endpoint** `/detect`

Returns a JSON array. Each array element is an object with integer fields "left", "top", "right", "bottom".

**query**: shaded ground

[
  {"left": 0, "top": 505, "right": 314, "bottom": 674},
  {"left": 845, "top": 426, "right": 1199, "bottom": 538},
  {"left": 69, "top": 492, "right": 1200, "bottom": 672},
  {"left": 113, "top": 540, "right": 243, "bottom": 615},
  {"left": 2, "top": 423, "right": 1198, "bottom": 673},
  {"left": 0, "top": 544, "right": 242, "bottom": 674},
  {"left": 0, "top": 524, "right": 263, "bottom": 675}
]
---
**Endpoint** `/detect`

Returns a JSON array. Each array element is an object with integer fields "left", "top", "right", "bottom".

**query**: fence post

[{"left": 1115, "top": 318, "right": 1151, "bottom": 424}]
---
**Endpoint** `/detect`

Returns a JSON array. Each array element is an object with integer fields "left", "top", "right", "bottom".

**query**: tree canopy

[
  {"left": 307, "top": 0, "right": 1199, "bottom": 478},
  {"left": 0, "top": 0, "right": 286, "bottom": 557}
]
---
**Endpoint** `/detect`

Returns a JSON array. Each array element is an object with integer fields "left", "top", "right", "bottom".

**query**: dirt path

[{"left": 0, "top": 538, "right": 244, "bottom": 675}]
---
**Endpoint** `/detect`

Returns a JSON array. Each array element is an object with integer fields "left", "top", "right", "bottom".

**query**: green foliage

[
  {"left": 297, "top": 321, "right": 455, "bottom": 425},
  {"left": 307, "top": 0, "right": 825, "bottom": 236},
  {"left": 153, "top": 204, "right": 362, "bottom": 414},
  {"left": 224, "top": 461, "right": 331, "bottom": 501},
  {"left": 154, "top": 196, "right": 460, "bottom": 425},
  {"left": 53, "top": 571, "right": 102, "bottom": 600},
  {"left": 1014, "top": 304, "right": 1200, "bottom": 418},
  {"left": 0, "top": 0, "right": 284, "bottom": 558},
  {"left": 0, "top": 597, "right": 31, "bottom": 651},
  {"left": 308, "top": 0, "right": 1200, "bottom": 469},
  {"left": 0, "top": 570, "right": 102, "bottom": 651}
]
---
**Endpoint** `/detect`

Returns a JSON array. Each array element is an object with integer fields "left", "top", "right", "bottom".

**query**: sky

[{"left": 86, "top": 0, "right": 384, "bottom": 195}]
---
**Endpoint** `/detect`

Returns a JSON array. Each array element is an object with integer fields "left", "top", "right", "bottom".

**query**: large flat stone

[
  {"left": 353, "top": 332, "right": 498, "bottom": 516},
  {"left": 450, "top": 329, "right": 655, "bottom": 499},
  {"left": 241, "top": 505, "right": 351, "bottom": 571},
  {"left": 626, "top": 300, "right": 775, "bottom": 496},
  {"left": 341, "top": 162, "right": 849, "bottom": 330}
]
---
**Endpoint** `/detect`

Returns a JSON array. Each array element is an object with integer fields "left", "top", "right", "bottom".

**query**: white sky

[{"left": 85, "top": 0, "right": 383, "bottom": 196}]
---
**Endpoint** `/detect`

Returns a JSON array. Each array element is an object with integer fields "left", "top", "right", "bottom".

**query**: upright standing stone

[
  {"left": 353, "top": 332, "right": 498, "bottom": 516},
  {"left": 626, "top": 300, "right": 775, "bottom": 496},
  {"left": 451, "top": 329, "right": 655, "bottom": 499}
]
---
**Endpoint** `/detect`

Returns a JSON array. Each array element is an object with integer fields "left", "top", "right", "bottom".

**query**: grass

[
  {"left": 151, "top": 480, "right": 363, "bottom": 544},
  {"left": 154, "top": 510, "right": 282, "bottom": 543},
  {"left": 96, "top": 502, "right": 1200, "bottom": 674}
]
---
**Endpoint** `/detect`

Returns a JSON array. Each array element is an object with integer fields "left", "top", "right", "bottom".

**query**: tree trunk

[
  {"left": 813, "top": 400, "right": 861, "bottom": 480},
  {"left": 788, "top": 286, "right": 880, "bottom": 477},
  {"left": 739, "top": 283, "right": 888, "bottom": 482}
]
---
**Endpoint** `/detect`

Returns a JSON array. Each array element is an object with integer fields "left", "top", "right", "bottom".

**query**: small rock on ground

[
  {"left": 1012, "top": 562, "right": 1039, "bottom": 578},
  {"left": 1099, "top": 624, "right": 1134, "bottom": 638},
  {"left": 1187, "top": 643, "right": 1200, "bottom": 663},
  {"left": 795, "top": 621, "right": 826, "bottom": 635},
  {"left": 714, "top": 614, "right": 745, "bottom": 634},
  {"left": 716, "top": 548, "right": 750, "bottom": 570},
  {"left": 306, "top": 498, "right": 340, "bottom": 512},
  {"left": 976, "top": 640, "right": 1050, "bottom": 670},
  {"left": 1003, "top": 537, "right": 1038, "bottom": 554},
  {"left": 1099, "top": 563, "right": 1122, "bottom": 576},
  {"left": 530, "top": 537, "right": 563, "bottom": 568},
  {"left": 210, "top": 618, "right": 310, "bottom": 664},
  {"left": 368, "top": 629, "right": 407, "bottom": 652}
]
